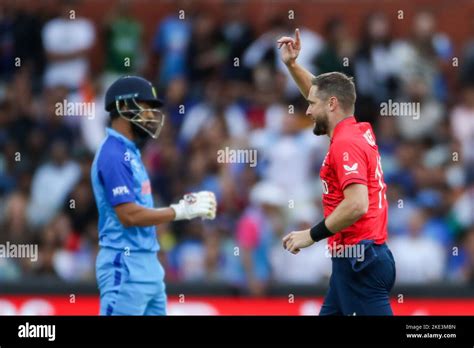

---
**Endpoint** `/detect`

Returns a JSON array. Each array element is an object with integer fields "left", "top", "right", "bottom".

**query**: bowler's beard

[{"left": 313, "top": 112, "right": 329, "bottom": 136}]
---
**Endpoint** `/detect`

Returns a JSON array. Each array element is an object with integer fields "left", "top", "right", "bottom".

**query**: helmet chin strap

[{"left": 115, "top": 98, "right": 165, "bottom": 139}]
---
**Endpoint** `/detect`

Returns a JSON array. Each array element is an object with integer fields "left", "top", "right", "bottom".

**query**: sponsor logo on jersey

[
  {"left": 112, "top": 186, "right": 130, "bottom": 197},
  {"left": 343, "top": 163, "right": 359, "bottom": 175}
]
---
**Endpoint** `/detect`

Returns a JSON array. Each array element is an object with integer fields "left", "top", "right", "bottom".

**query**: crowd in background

[{"left": 0, "top": 0, "right": 474, "bottom": 295}]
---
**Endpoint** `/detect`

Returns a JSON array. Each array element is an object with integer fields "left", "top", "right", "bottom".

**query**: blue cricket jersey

[{"left": 91, "top": 127, "right": 159, "bottom": 252}]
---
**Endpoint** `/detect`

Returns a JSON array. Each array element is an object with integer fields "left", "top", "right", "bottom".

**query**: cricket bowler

[
  {"left": 91, "top": 76, "right": 217, "bottom": 315},
  {"left": 279, "top": 29, "right": 396, "bottom": 315}
]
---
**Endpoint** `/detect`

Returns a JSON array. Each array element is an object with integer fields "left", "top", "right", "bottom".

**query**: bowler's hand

[
  {"left": 277, "top": 28, "right": 301, "bottom": 66},
  {"left": 282, "top": 228, "right": 314, "bottom": 254}
]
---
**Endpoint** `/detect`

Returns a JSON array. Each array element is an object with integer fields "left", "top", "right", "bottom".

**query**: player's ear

[{"left": 328, "top": 96, "right": 338, "bottom": 111}]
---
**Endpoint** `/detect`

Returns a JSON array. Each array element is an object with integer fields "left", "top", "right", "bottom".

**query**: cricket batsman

[
  {"left": 279, "top": 30, "right": 396, "bottom": 315},
  {"left": 91, "top": 76, "right": 217, "bottom": 315}
]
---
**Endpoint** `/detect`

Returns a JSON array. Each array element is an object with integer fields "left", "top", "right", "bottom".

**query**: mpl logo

[
  {"left": 343, "top": 163, "right": 358, "bottom": 175},
  {"left": 112, "top": 186, "right": 130, "bottom": 197}
]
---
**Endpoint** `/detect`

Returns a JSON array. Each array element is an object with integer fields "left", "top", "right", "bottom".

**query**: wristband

[{"left": 309, "top": 219, "right": 333, "bottom": 242}]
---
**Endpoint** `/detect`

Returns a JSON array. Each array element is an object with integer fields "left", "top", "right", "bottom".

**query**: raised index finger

[{"left": 295, "top": 28, "right": 301, "bottom": 46}]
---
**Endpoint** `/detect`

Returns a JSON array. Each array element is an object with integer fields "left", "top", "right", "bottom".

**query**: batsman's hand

[
  {"left": 171, "top": 191, "right": 217, "bottom": 221},
  {"left": 282, "top": 229, "right": 314, "bottom": 254},
  {"left": 277, "top": 28, "right": 301, "bottom": 66}
]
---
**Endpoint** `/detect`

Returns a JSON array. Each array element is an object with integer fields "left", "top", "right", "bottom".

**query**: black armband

[{"left": 310, "top": 219, "right": 333, "bottom": 242}]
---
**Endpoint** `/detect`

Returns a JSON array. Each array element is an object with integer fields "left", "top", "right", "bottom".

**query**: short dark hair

[{"left": 311, "top": 72, "right": 356, "bottom": 112}]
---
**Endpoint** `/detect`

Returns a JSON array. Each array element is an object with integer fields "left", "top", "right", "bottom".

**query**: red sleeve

[
  {"left": 331, "top": 140, "right": 368, "bottom": 191},
  {"left": 237, "top": 215, "right": 259, "bottom": 249}
]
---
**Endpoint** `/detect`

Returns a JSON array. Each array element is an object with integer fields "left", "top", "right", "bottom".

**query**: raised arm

[{"left": 277, "top": 28, "right": 315, "bottom": 98}]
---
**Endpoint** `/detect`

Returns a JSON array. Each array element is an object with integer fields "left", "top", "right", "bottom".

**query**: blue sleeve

[{"left": 98, "top": 145, "right": 136, "bottom": 207}]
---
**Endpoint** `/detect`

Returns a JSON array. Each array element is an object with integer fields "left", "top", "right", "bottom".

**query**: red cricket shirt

[{"left": 320, "top": 116, "right": 388, "bottom": 246}]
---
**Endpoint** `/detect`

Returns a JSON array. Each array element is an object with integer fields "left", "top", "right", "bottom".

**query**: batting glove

[{"left": 171, "top": 191, "right": 217, "bottom": 221}]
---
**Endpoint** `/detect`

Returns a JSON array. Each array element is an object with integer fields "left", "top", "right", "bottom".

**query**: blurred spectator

[
  {"left": 354, "top": 12, "right": 403, "bottom": 124},
  {"left": 395, "top": 10, "right": 453, "bottom": 102},
  {"left": 250, "top": 106, "right": 327, "bottom": 203},
  {"left": 395, "top": 74, "right": 445, "bottom": 141},
  {"left": 167, "top": 218, "right": 238, "bottom": 284},
  {"left": 0, "top": 168, "right": 31, "bottom": 243},
  {"left": 386, "top": 183, "right": 417, "bottom": 236},
  {"left": 143, "top": 124, "right": 183, "bottom": 205},
  {"left": 11, "top": 1, "right": 46, "bottom": 90},
  {"left": 103, "top": 0, "right": 142, "bottom": 87},
  {"left": 451, "top": 184, "right": 474, "bottom": 230},
  {"left": 37, "top": 86, "right": 75, "bottom": 148},
  {"left": 376, "top": 116, "right": 400, "bottom": 181},
  {"left": 314, "top": 17, "right": 355, "bottom": 76},
  {"left": 448, "top": 226, "right": 474, "bottom": 284},
  {"left": 450, "top": 84, "right": 474, "bottom": 164},
  {"left": 0, "top": 257, "right": 21, "bottom": 281},
  {"left": 385, "top": 141, "right": 420, "bottom": 197},
  {"left": 50, "top": 213, "right": 96, "bottom": 281},
  {"left": 32, "top": 212, "right": 95, "bottom": 281},
  {"left": 221, "top": 1, "right": 254, "bottom": 81},
  {"left": 414, "top": 189, "right": 453, "bottom": 245},
  {"left": 26, "top": 140, "right": 81, "bottom": 228},
  {"left": 459, "top": 18, "right": 474, "bottom": 87},
  {"left": 179, "top": 79, "right": 248, "bottom": 144},
  {"left": 236, "top": 181, "right": 287, "bottom": 295},
  {"left": 42, "top": 0, "right": 95, "bottom": 90},
  {"left": 181, "top": 113, "right": 234, "bottom": 223},
  {"left": 243, "top": 17, "right": 324, "bottom": 98},
  {"left": 0, "top": 1, "right": 45, "bottom": 91},
  {"left": 63, "top": 153, "right": 97, "bottom": 236},
  {"left": 203, "top": 220, "right": 248, "bottom": 285},
  {"left": 389, "top": 208, "right": 446, "bottom": 284},
  {"left": 168, "top": 221, "right": 207, "bottom": 281},
  {"left": 243, "top": 16, "right": 289, "bottom": 72},
  {"left": 247, "top": 63, "right": 287, "bottom": 130},
  {"left": 270, "top": 204, "right": 331, "bottom": 284},
  {"left": 162, "top": 77, "right": 197, "bottom": 131},
  {"left": 3, "top": 69, "right": 37, "bottom": 149},
  {"left": 0, "top": 138, "right": 20, "bottom": 196},
  {"left": 0, "top": 2, "right": 16, "bottom": 84},
  {"left": 186, "top": 14, "right": 226, "bottom": 85},
  {"left": 79, "top": 81, "right": 108, "bottom": 153},
  {"left": 150, "top": 0, "right": 193, "bottom": 88}
]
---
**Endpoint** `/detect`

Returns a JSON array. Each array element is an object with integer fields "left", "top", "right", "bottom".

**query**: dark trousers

[{"left": 320, "top": 241, "right": 396, "bottom": 316}]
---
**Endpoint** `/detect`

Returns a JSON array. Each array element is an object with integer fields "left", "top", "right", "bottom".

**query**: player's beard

[
  {"left": 312, "top": 112, "right": 329, "bottom": 136},
  {"left": 131, "top": 123, "right": 150, "bottom": 149}
]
